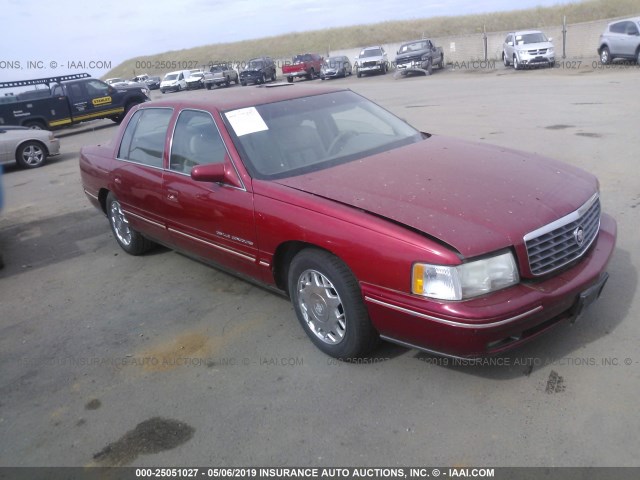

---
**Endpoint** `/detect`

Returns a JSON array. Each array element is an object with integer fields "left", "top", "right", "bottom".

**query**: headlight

[
  {"left": 412, "top": 252, "right": 519, "bottom": 301},
  {"left": 548, "top": 48, "right": 554, "bottom": 54}
]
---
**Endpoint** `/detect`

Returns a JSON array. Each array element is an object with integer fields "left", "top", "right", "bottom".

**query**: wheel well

[
  {"left": 272, "top": 241, "right": 332, "bottom": 294},
  {"left": 598, "top": 43, "right": 608, "bottom": 53},
  {"left": 98, "top": 188, "right": 110, "bottom": 214},
  {"left": 22, "top": 119, "right": 47, "bottom": 129}
]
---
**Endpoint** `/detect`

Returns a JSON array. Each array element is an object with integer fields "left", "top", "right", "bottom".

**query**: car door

[
  {"left": 163, "top": 109, "right": 259, "bottom": 277},
  {"left": 67, "top": 79, "right": 122, "bottom": 122},
  {"left": 622, "top": 21, "right": 639, "bottom": 56},
  {"left": 111, "top": 107, "right": 174, "bottom": 244},
  {"left": 608, "top": 22, "right": 626, "bottom": 55}
]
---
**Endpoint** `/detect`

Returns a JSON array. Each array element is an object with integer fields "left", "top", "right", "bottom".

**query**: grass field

[{"left": 104, "top": 0, "right": 639, "bottom": 79}]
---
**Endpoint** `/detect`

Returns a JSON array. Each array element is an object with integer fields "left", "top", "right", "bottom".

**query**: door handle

[{"left": 167, "top": 190, "right": 179, "bottom": 202}]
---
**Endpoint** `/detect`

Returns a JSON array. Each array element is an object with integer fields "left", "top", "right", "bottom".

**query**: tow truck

[{"left": 0, "top": 73, "right": 150, "bottom": 130}]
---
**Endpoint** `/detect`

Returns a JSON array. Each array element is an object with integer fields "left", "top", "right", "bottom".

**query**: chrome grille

[
  {"left": 524, "top": 194, "right": 601, "bottom": 276},
  {"left": 528, "top": 48, "right": 548, "bottom": 55}
]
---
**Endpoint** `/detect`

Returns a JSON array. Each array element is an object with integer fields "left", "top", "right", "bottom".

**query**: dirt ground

[{"left": 1, "top": 62, "right": 639, "bottom": 468}]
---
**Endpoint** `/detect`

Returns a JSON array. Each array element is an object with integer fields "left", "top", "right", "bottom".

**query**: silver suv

[
  {"left": 503, "top": 30, "right": 555, "bottom": 69},
  {"left": 598, "top": 17, "right": 640, "bottom": 64}
]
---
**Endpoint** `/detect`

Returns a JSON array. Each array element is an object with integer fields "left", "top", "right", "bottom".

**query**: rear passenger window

[
  {"left": 610, "top": 22, "right": 626, "bottom": 34},
  {"left": 169, "top": 110, "right": 227, "bottom": 174},
  {"left": 117, "top": 108, "right": 172, "bottom": 168}
]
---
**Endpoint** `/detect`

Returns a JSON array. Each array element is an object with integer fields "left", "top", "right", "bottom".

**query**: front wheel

[
  {"left": 503, "top": 53, "right": 510, "bottom": 67},
  {"left": 16, "top": 141, "right": 46, "bottom": 168},
  {"left": 513, "top": 56, "right": 521, "bottom": 70},
  {"left": 600, "top": 46, "right": 611, "bottom": 65},
  {"left": 106, "top": 193, "right": 155, "bottom": 255},
  {"left": 288, "top": 249, "right": 378, "bottom": 358}
]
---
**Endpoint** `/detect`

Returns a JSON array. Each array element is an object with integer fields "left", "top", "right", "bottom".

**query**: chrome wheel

[
  {"left": 109, "top": 199, "right": 132, "bottom": 247},
  {"left": 20, "top": 144, "right": 45, "bottom": 166},
  {"left": 600, "top": 47, "right": 610, "bottom": 65},
  {"left": 297, "top": 269, "right": 346, "bottom": 345}
]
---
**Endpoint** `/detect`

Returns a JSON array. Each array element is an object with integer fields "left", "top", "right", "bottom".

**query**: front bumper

[
  {"left": 358, "top": 63, "right": 385, "bottom": 73},
  {"left": 47, "top": 138, "right": 61, "bottom": 156},
  {"left": 240, "top": 72, "right": 263, "bottom": 84},
  {"left": 519, "top": 53, "right": 555, "bottom": 66},
  {"left": 363, "top": 213, "right": 616, "bottom": 358},
  {"left": 160, "top": 84, "right": 181, "bottom": 92}
]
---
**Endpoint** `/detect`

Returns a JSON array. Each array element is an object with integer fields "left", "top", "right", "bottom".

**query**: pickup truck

[
  {"left": 0, "top": 73, "right": 150, "bottom": 129},
  {"left": 282, "top": 53, "right": 323, "bottom": 82},
  {"left": 394, "top": 39, "right": 444, "bottom": 76},
  {"left": 203, "top": 63, "right": 239, "bottom": 89}
]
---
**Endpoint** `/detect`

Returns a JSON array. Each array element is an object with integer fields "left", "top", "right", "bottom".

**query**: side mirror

[
  {"left": 107, "top": 85, "right": 115, "bottom": 94},
  {"left": 191, "top": 163, "right": 225, "bottom": 183},
  {"left": 548, "top": 37, "right": 553, "bottom": 42},
  {"left": 507, "top": 41, "right": 514, "bottom": 46}
]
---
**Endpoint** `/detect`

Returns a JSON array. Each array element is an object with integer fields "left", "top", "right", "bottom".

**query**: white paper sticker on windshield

[{"left": 225, "top": 107, "right": 268, "bottom": 137}]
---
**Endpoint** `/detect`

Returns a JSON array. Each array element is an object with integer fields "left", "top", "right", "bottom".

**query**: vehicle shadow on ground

[
  {"left": 0, "top": 210, "right": 111, "bottom": 279},
  {"left": 407, "top": 247, "right": 635, "bottom": 380}
]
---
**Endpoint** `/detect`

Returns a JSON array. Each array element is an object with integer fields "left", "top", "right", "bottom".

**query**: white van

[{"left": 160, "top": 70, "right": 190, "bottom": 93}]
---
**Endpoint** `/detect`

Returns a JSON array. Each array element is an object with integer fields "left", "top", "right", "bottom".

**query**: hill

[{"left": 104, "top": 0, "right": 638, "bottom": 79}]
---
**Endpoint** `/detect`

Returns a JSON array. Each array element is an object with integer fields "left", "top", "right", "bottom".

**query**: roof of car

[
  {"left": 511, "top": 30, "right": 545, "bottom": 35},
  {"left": 141, "top": 84, "right": 348, "bottom": 113},
  {"left": 608, "top": 16, "right": 640, "bottom": 24}
]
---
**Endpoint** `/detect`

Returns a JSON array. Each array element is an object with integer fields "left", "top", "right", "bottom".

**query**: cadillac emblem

[{"left": 574, "top": 226, "right": 585, "bottom": 246}]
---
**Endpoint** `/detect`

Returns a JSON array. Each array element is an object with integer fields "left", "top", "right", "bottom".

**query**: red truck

[{"left": 282, "top": 53, "right": 323, "bottom": 82}]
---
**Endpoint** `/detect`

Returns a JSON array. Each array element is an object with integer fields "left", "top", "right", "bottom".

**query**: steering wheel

[{"left": 327, "top": 131, "right": 357, "bottom": 156}]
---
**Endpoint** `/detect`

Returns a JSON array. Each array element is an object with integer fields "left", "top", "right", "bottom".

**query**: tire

[
  {"left": 288, "top": 249, "right": 378, "bottom": 358},
  {"left": 206, "top": 83, "right": 212, "bottom": 90},
  {"left": 177, "top": 84, "right": 183, "bottom": 92},
  {"left": 241, "top": 81, "right": 246, "bottom": 86},
  {"left": 380, "top": 63, "right": 387, "bottom": 74},
  {"left": 357, "top": 70, "right": 362, "bottom": 78},
  {"left": 503, "top": 53, "right": 510, "bottom": 67},
  {"left": 16, "top": 141, "right": 47, "bottom": 168},
  {"left": 271, "top": 71, "right": 276, "bottom": 81},
  {"left": 636, "top": 48, "right": 640, "bottom": 65},
  {"left": 600, "top": 46, "right": 611, "bottom": 65},
  {"left": 161, "top": 89, "right": 166, "bottom": 94},
  {"left": 513, "top": 55, "right": 521, "bottom": 70},
  {"left": 260, "top": 73, "right": 266, "bottom": 84},
  {"left": 225, "top": 76, "right": 230, "bottom": 87},
  {"left": 234, "top": 76, "right": 239, "bottom": 85},
  {"left": 106, "top": 193, "right": 154, "bottom": 255},
  {"left": 439, "top": 54, "right": 444, "bottom": 68},
  {"left": 287, "top": 76, "right": 293, "bottom": 83}
]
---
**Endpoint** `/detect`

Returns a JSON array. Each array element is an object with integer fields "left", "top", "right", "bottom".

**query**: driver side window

[{"left": 170, "top": 110, "right": 227, "bottom": 174}]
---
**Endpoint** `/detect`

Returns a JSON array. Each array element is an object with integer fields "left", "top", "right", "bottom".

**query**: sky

[{"left": 1, "top": 0, "right": 574, "bottom": 83}]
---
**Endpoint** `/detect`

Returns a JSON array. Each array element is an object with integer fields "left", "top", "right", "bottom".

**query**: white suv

[
  {"left": 598, "top": 17, "right": 640, "bottom": 64},
  {"left": 503, "top": 30, "right": 555, "bottom": 70}
]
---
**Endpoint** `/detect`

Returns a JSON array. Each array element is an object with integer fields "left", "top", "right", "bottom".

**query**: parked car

[
  {"left": 186, "top": 72, "right": 206, "bottom": 90},
  {"left": 239, "top": 57, "right": 277, "bottom": 86},
  {"left": 320, "top": 56, "right": 352, "bottom": 79},
  {"left": 354, "top": 46, "right": 389, "bottom": 77},
  {"left": 395, "top": 39, "right": 444, "bottom": 76},
  {"left": 132, "top": 74, "right": 149, "bottom": 83},
  {"left": 598, "top": 17, "right": 640, "bottom": 64},
  {"left": 105, "top": 78, "right": 126, "bottom": 85},
  {"left": 282, "top": 53, "right": 323, "bottom": 82},
  {"left": 503, "top": 30, "right": 555, "bottom": 69},
  {"left": 0, "top": 126, "right": 60, "bottom": 168},
  {"left": 79, "top": 85, "right": 616, "bottom": 359},
  {"left": 145, "top": 76, "right": 161, "bottom": 90},
  {"left": 204, "top": 64, "right": 239, "bottom": 89},
  {"left": 160, "top": 70, "right": 190, "bottom": 93}
]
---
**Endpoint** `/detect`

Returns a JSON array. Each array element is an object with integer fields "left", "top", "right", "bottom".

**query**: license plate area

[{"left": 569, "top": 272, "right": 609, "bottom": 323}]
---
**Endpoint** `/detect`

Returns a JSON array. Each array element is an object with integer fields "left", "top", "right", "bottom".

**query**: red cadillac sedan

[{"left": 79, "top": 84, "right": 616, "bottom": 359}]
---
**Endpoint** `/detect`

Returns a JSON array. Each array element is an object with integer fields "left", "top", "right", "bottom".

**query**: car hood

[
  {"left": 518, "top": 41, "right": 553, "bottom": 50},
  {"left": 396, "top": 50, "right": 429, "bottom": 61},
  {"left": 358, "top": 56, "right": 384, "bottom": 62},
  {"left": 274, "top": 136, "right": 597, "bottom": 258}
]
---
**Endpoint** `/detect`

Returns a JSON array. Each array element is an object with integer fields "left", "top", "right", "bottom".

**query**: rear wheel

[
  {"left": 288, "top": 249, "right": 378, "bottom": 358},
  {"left": 106, "top": 192, "right": 155, "bottom": 255},
  {"left": 16, "top": 141, "right": 46, "bottom": 168},
  {"left": 260, "top": 73, "right": 266, "bottom": 84},
  {"left": 287, "top": 76, "right": 293, "bottom": 83}
]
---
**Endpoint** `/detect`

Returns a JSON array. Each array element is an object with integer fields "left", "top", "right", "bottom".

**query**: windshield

[
  {"left": 189, "top": 73, "right": 204, "bottom": 79},
  {"left": 399, "top": 41, "right": 428, "bottom": 53},
  {"left": 516, "top": 32, "right": 548, "bottom": 45},
  {"left": 164, "top": 74, "right": 178, "bottom": 81},
  {"left": 224, "top": 90, "right": 424, "bottom": 180},
  {"left": 247, "top": 61, "right": 264, "bottom": 69},
  {"left": 325, "top": 57, "right": 346, "bottom": 67},
  {"left": 360, "top": 48, "right": 383, "bottom": 58},
  {"left": 210, "top": 65, "right": 225, "bottom": 72}
]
